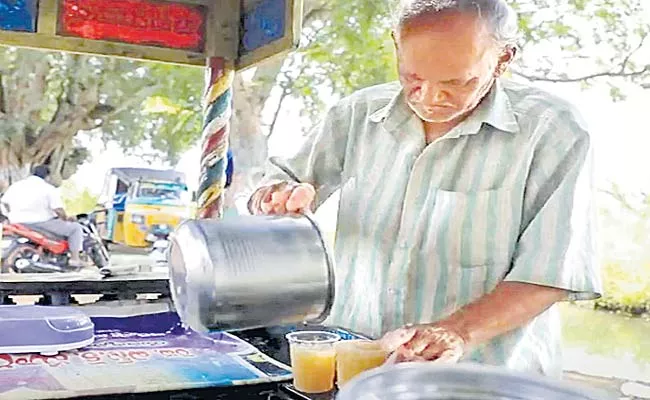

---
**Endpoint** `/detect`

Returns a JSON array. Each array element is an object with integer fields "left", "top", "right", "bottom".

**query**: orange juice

[
  {"left": 290, "top": 345, "right": 336, "bottom": 393},
  {"left": 286, "top": 331, "right": 340, "bottom": 393},
  {"left": 335, "top": 340, "right": 387, "bottom": 387}
]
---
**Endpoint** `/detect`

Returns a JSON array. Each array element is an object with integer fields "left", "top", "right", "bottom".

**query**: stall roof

[{"left": 109, "top": 168, "right": 186, "bottom": 184}]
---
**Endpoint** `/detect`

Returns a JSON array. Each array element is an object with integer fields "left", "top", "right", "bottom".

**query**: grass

[{"left": 595, "top": 260, "right": 650, "bottom": 315}]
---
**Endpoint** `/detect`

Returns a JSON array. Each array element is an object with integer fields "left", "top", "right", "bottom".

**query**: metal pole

[{"left": 197, "top": 56, "right": 234, "bottom": 219}]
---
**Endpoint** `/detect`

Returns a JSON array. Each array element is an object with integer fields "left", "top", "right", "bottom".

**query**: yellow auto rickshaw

[{"left": 92, "top": 168, "right": 195, "bottom": 248}]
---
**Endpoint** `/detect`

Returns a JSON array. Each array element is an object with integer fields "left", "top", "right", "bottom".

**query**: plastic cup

[
  {"left": 335, "top": 340, "right": 388, "bottom": 387},
  {"left": 286, "top": 331, "right": 340, "bottom": 393}
]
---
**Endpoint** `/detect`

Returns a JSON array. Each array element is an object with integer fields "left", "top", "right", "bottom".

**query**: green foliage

[
  {"left": 594, "top": 186, "right": 650, "bottom": 313},
  {"left": 0, "top": 47, "right": 204, "bottom": 172},
  {"left": 596, "top": 261, "right": 650, "bottom": 314},
  {"left": 105, "top": 61, "right": 204, "bottom": 165},
  {"left": 270, "top": 0, "right": 649, "bottom": 130},
  {"left": 511, "top": 0, "right": 648, "bottom": 92},
  {"left": 282, "top": 0, "right": 398, "bottom": 122},
  {"left": 561, "top": 303, "right": 650, "bottom": 365},
  {"left": 60, "top": 180, "right": 99, "bottom": 216}
]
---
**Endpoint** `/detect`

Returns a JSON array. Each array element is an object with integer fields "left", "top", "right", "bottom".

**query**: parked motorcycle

[{"left": 0, "top": 214, "right": 110, "bottom": 273}]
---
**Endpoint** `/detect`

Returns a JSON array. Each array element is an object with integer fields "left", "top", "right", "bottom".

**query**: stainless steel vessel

[
  {"left": 336, "top": 363, "right": 613, "bottom": 400},
  {"left": 168, "top": 215, "right": 334, "bottom": 332}
]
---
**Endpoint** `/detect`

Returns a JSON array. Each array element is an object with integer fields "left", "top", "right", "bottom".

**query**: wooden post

[{"left": 197, "top": 0, "right": 239, "bottom": 219}]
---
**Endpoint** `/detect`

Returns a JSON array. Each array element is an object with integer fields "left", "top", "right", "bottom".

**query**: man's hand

[
  {"left": 378, "top": 282, "right": 567, "bottom": 366},
  {"left": 53, "top": 208, "right": 73, "bottom": 222},
  {"left": 380, "top": 324, "right": 465, "bottom": 364},
  {"left": 248, "top": 181, "right": 315, "bottom": 215}
]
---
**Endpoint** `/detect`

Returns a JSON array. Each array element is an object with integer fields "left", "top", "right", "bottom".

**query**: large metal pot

[
  {"left": 168, "top": 215, "right": 334, "bottom": 332},
  {"left": 336, "top": 363, "right": 613, "bottom": 400}
]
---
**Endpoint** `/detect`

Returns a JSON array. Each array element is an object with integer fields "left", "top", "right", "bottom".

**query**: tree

[
  {"left": 510, "top": 0, "right": 649, "bottom": 99},
  {"left": 60, "top": 180, "right": 99, "bottom": 216},
  {"left": 596, "top": 183, "right": 650, "bottom": 313},
  {"left": 0, "top": 48, "right": 203, "bottom": 186}
]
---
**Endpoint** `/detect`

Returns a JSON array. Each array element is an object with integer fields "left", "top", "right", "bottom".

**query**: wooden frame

[
  {"left": 0, "top": 0, "right": 302, "bottom": 69},
  {"left": 0, "top": 29, "right": 207, "bottom": 66},
  {"left": 0, "top": 0, "right": 207, "bottom": 66}
]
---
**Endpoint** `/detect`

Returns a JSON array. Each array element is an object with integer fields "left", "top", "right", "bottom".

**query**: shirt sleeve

[
  {"left": 0, "top": 185, "right": 15, "bottom": 206},
  {"left": 48, "top": 186, "right": 65, "bottom": 211},
  {"left": 256, "top": 101, "right": 352, "bottom": 208},
  {"left": 505, "top": 109, "right": 602, "bottom": 301}
]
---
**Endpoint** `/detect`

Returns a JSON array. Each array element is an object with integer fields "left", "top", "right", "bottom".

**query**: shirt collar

[
  {"left": 369, "top": 79, "right": 520, "bottom": 137},
  {"left": 368, "top": 89, "right": 411, "bottom": 133}
]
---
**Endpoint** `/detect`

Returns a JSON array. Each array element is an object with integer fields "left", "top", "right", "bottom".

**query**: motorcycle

[
  {"left": 0, "top": 214, "right": 111, "bottom": 274},
  {"left": 145, "top": 224, "right": 171, "bottom": 265}
]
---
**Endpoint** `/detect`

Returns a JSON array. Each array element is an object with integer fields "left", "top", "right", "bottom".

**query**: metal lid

[{"left": 336, "top": 363, "right": 614, "bottom": 400}]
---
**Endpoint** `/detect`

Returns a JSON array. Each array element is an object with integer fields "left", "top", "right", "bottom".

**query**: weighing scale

[{"left": 0, "top": 305, "right": 94, "bottom": 355}]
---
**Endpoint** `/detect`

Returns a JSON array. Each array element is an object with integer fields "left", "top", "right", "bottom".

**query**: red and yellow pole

[{"left": 197, "top": 57, "right": 234, "bottom": 219}]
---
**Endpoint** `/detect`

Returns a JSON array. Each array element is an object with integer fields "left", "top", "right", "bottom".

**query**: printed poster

[{"left": 0, "top": 312, "right": 292, "bottom": 399}]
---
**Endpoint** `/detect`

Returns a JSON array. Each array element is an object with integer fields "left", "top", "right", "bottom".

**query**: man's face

[{"left": 395, "top": 12, "right": 510, "bottom": 123}]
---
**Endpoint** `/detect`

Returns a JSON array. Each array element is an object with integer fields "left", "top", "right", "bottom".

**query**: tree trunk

[
  {"left": 223, "top": 0, "right": 334, "bottom": 209},
  {"left": 0, "top": 164, "right": 30, "bottom": 189},
  {"left": 0, "top": 50, "right": 152, "bottom": 191},
  {"left": 225, "top": 64, "right": 284, "bottom": 208}
]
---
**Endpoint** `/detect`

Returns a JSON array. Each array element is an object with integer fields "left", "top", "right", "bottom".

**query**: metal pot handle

[{"left": 302, "top": 213, "right": 335, "bottom": 326}]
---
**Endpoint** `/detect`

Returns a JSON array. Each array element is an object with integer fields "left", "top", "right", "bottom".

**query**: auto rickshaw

[{"left": 92, "top": 168, "right": 195, "bottom": 249}]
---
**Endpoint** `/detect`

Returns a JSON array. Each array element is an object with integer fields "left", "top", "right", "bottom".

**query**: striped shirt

[{"left": 261, "top": 79, "right": 602, "bottom": 377}]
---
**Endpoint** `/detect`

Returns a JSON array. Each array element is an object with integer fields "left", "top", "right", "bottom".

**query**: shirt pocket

[{"left": 422, "top": 187, "right": 523, "bottom": 268}]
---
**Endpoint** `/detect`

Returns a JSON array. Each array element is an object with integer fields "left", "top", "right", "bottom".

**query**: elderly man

[{"left": 249, "top": 0, "right": 601, "bottom": 377}]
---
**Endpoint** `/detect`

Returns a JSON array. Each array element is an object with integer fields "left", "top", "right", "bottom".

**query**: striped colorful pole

[{"left": 197, "top": 57, "right": 235, "bottom": 219}]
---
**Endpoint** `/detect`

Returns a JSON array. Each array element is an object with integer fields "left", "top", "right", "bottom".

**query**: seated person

[{"left": 0, "top": 165, "right": 86, "bottom": 267}]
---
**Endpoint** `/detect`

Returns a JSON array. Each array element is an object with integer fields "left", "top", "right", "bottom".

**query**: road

[{"left": 110, "top": 250, "right": 157, "bottom": 268}]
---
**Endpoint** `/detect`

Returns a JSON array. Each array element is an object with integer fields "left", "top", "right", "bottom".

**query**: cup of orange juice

[
  {"left": 286, "top": 331, "right": 340, "bottom": 393},
  {"left": 335, "top": 339, "right": 388, "bottom": 387}
]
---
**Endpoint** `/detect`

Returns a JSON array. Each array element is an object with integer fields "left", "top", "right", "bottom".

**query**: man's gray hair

[{"left": 394, "top": 0, "right": 520, "bottom": 47}]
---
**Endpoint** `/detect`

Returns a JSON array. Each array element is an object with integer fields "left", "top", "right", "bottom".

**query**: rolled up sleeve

[
  {"left": 48, "top": 187, "right": 65, "bottom": 211},
  {"left": 1, "top": 187, "right": 14, "bottom": 207},
  {"left": 505, "top": 112, "right": 602, "bottom": 301},
  {"left": 257, "top": 102, "right": 351, "bottom": 208}
]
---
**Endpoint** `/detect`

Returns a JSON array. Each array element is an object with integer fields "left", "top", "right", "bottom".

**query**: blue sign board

[
  {"left": 240, "top": 0, "right": 286, "bottom": 55},
  {"left": 0, "top": 0, "right": 38, "bottom": 33}
]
